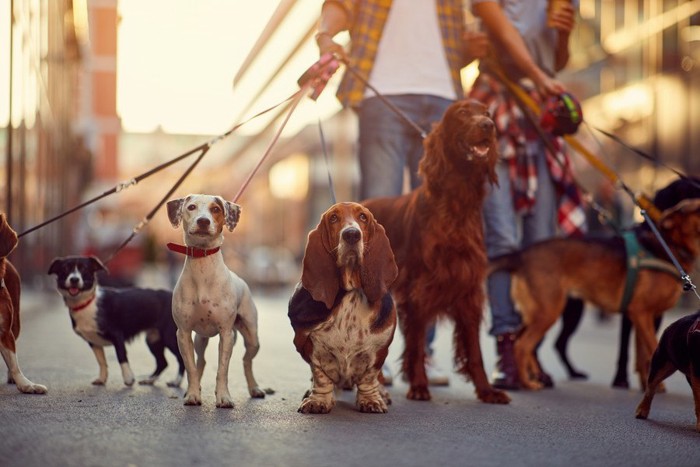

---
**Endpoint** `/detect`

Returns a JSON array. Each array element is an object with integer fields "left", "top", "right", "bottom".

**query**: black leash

[{"left": 17, "top": 92, "right": 297, "bottom": 241}]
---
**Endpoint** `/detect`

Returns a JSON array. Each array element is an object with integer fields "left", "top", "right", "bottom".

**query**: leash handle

[{"left": 297, "top": 53, "right": 340, "bottom": 101}]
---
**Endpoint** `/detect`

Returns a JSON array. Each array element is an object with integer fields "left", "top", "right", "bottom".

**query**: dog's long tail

[{"left": 487, "top": 252, "right": 522, "bottom": 277}]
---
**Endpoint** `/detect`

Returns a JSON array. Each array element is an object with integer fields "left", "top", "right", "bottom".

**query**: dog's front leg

[
  {"left": 177, "top": 328, "right": 202, "bottom": 406},
  {"left": 356, "top": 370, "right": 389, "bottom": 413},
  {"left": 0, "top": 346, "right": 47, "bottom": 394},
  {"left": 298, "top": 365, "right": 336, "bottom": 414},
  {"left": 215, "top": 329, "right": 235, "bottom": 409},
  {"left": 90, "top": 344, "right": 108, "bottom": 385}
]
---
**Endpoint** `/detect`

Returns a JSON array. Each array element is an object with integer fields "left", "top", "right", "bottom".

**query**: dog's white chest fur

[
  {"left": 309, "top": 291, "right": 390, "bottom": 385},
  {"left": 71, "top": 302, "right": 111, "bottom": 347},
  {"left": 174, "top": 265, "right": 243, "bottom": 337}
]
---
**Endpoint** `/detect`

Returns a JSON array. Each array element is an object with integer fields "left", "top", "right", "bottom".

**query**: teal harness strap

[
  {"left": 620, "top": 231, "right": 640, "bottom": 314},
  {"left": 620, "top": 230, "right": 682, "bottom": 313}
]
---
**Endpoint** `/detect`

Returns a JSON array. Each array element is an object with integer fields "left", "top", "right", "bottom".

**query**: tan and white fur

[
  {"left": 167, "top": 194, "right": 265, "bottom": 408},
  {"left": 0, "top": 213, "right": 47, "bottom": 394}
]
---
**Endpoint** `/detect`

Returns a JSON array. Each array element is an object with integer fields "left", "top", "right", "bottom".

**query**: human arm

[
  {"left": 473, "top": 1, "right": 564, "bottom": 96},
  {"left": 547, "top": 2, "right": 576, "bottom": 71},
  {"left": 316, "top": 1, "right": 351, "bottom": 60}
]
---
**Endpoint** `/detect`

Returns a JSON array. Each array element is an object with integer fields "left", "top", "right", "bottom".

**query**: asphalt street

[{"left": 1, "top": 270, "right": 700, "bottom": 467}]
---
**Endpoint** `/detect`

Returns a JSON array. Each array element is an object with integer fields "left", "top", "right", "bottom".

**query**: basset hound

[{"left": 288, "top": 202, "right": 398, "bottom": 414}]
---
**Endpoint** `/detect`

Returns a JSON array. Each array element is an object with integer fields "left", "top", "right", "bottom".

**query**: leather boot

[{"left": 492, "top": 333, "right": 521, "bottom": 390}]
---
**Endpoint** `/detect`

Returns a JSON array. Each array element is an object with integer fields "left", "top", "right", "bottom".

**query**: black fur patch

[
  {"left": 371, "top": 293, "right": 394, "bottom": 331},
  {"left": 288, "top": 284, "right": 346, "bottom": 331}
]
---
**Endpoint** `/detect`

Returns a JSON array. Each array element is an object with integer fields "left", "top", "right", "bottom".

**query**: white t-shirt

[{"left": 366, "top": 0, "right": 458, "bottom": 100}]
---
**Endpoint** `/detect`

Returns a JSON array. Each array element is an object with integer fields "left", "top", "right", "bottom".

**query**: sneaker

[
  {"left": 381, "top": 363, "right": 393, "bottom": 386},
  {"left": 426, "top": 357, "right": 449, "bottom": 386}
]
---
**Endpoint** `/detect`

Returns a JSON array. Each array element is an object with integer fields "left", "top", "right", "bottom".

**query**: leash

[
  {"left": 339, "top": 57, "right": 427, "bottom": 140},
  {"left": 17, "top": 94, "right": 296, "bottom": 240},
  {"left": 484, "top": 59, "right": 698, "bottom": 297}
]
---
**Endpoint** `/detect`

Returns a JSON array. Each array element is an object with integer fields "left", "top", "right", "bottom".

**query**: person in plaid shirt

[
  {"left": 469, "top": 0, "right": 587, "bottom": 390},
  {"left": 315, "top": 0, "right": 488, "bottom": 386}
]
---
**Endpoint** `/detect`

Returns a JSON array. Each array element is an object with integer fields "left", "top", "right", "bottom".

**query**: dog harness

[{"left": 620, "top": 230, "right": 680, "bottom": 313}]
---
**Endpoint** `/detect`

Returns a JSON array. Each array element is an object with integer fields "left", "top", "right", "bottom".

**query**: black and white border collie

[{"left": 48, "top": 256, "right": 184, "bottom": 387}]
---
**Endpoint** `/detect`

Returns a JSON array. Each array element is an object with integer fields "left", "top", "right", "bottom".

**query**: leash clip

[{"left": 297, "top": 53, "right": 340, "bottom": 101}]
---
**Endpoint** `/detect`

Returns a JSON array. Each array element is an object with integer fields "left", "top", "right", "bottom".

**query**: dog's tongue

[
  {"left": 470, "top": 143, "right": 490, "bottom": 158},
  {"left": 69, "top": 287, "right": 80, "bottom": 296}
]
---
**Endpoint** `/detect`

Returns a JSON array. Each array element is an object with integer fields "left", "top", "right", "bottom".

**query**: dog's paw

[
  {"left": 357, "top": 397, "right": 388, "bottom": 414},
  {"left": 18, "top": 382, "right": 48, "bottom": 395},
  {"left": 123, "top": 378, "right": 135, "bottom": 387},
  {"left": 406, "top": 385, "right": 431, "bottom": 401},
  {"left": 138, "top": 377, "right": 157, "bottom": 386},
  {"left": 298, "top": 398, "right": 333, "bottom": 414},
  {"left": 249, "top": 386, "right": 266, "bottom": 398},
  {"left": 183, "top": 392, "right": 202, "bottom": 406},
  {"left": 91, "top": 378, "right": 106, "bottom": 386},
  {"left": 635, "top": 405, "right": 649, "bottom": 420},
  {"left": 216, "top": 395, "right": 235, "bottom": 409},
  {"left": 477, "top": 387, "right": 511, "bottom": 404}
]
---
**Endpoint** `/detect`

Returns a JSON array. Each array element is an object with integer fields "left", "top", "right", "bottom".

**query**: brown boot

[{"left": 492, "top": 333, "right": 521, "bottom": 390}]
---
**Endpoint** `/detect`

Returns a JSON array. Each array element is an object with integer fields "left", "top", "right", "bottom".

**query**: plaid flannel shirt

[
  {"left": 325, "top": 0, "right": 467, "bottom": 108},
  {"left": 469, "top": 72, "right": 587, "bottom": 237}
]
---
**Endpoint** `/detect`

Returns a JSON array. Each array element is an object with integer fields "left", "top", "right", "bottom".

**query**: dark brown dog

[
  {"left": 0, "top": 213, "right": 47, "bottom": 394},
  {"left": 489, "top": 199, "right": 700, "bottom": 390},
  {"left": 363, "top": 99, "right": 509, "bottom": 404},
  {"left": 635, "top": 310, "right": 700, "bottom": 432}
]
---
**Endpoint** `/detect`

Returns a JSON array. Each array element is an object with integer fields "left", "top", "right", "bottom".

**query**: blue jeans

[
  {"left": 357, "top": 94, "right": 453, "bottom": 200},
  {"left": 484, "top": 139, "right": 557, "bottom": 336},
  {"left": 358, "top": 94, "right": 453, "bottom": 355}
]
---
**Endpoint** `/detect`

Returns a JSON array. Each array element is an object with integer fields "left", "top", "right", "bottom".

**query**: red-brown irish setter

[{"left": 363, "top": 99, "right": 509, "bottom": 403}]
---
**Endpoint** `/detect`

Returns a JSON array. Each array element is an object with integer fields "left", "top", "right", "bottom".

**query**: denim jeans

[
  {"left": 484, "top": 139, "right": 557, "bottom": 336},
  {"left": 358, "top": 94, "right": 454, "bottom": 354},
  {"left": 357, "top": 94, "right": 453, "bottom": 200}
]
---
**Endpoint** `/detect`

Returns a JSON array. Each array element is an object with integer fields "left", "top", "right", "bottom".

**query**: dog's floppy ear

[
  {"left": 166, "top": 198, "right": 185, "bottom": 228},
  {"left": 301, "top": 220, "right": 339, "bottom": 310},
  {"left": 660, "top": 198, "right": 700, "bottom": 229},
  {"left": 361, "top": 213, "right": 398, "bottom": 303},
  {"left": 47, "top": 257, "right": 63, "bottom": 276},
  {"left": 88, "top": 256, "right": 109, "bottom": 274},
  {"left": 0, "top": 213, "right": 19, "bottom": 258},
  {"left": 223, "top": 199, "right": 241, "bottom": 232}
]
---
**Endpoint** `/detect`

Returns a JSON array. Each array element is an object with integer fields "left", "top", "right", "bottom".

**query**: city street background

[{"left": 1, "top": 266, "right": 699, "bottom": 467}]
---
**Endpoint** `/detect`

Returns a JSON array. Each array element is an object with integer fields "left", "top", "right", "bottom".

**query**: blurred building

[{"left": 1, "top": 0, "right": 699, "bottom": 285}]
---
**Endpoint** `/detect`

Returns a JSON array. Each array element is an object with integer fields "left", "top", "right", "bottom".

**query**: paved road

[{"left": 2, "top": 279, "right": 699, "bottom": 467}]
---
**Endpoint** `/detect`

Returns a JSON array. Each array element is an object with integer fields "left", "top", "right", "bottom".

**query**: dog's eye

[
  {"left": 211, "top": 206, "right": 221, "bottom": 214},
  {"left": 358, "top": 213, "right": 368, "bottom": 222},
  {"left": 187, "top": 204, "right": 196, "bottom": 211},
  {"left": 329, "top": 214, "right": 339, "bottom": 223}
]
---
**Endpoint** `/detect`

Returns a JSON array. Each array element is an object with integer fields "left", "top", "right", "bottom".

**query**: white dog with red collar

[{"left": 166, "top": 194, "right": 267, "bottom": 408}]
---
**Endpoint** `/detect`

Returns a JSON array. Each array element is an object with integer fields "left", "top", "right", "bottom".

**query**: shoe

[
  {"left": 492, "top": 333, "right": 521, "bottom": 390},
  {"left": 381, "top": 363, "right": 393, "bottom": 386},
  {"left": 426, "top": 357, "right": 450, "bottom": 386}
]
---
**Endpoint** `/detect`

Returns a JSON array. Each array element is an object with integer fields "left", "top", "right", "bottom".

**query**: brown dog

[
  {"left": 489, "top": 199, "right": 700, "bottom": 390},
  {"left": 635, "top": 310, "right": 700, "bottom": 432},
  {"left": 289, "top": 202, "right": 398, "bottom": 414},
  {"left": 0, "top": 213, "right": 47, "bottom": 394},
  {"left": 362, "top": 99, "right": 509, "bottom": 404}
]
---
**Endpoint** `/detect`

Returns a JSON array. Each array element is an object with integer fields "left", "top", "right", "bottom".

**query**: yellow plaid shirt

[{"left": 326, "top": 0, "right": 468, "bottom": 108}]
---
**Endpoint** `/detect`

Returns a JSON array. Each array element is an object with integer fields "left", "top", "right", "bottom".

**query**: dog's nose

[
  {"left": 197, "top": 217, "right": 211, "bottom": 228},
  {"left": 342, "top": 227, "right": 361, "bottom": 245},
  {"left": 69, "top": 277, "right": 79, "bottom": 285},
  {"left": 479, "top": 119, "right": 494, "bottom": 132}
]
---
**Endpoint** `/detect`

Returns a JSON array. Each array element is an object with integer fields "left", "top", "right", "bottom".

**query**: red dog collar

[
  {"left": 70, "top": 296, "right": 95, "bottom": 312},
  {"left": 167, "top": 242, "right": 221, "bottom": 258}
]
